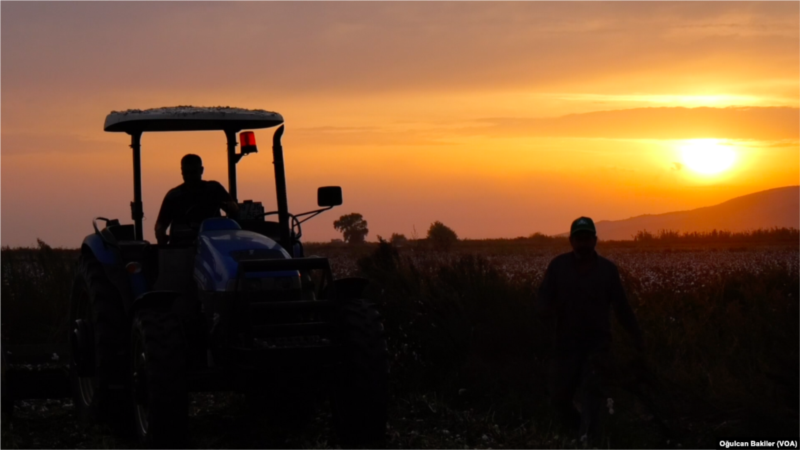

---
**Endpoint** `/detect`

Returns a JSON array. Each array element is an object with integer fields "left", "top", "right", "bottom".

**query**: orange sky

[{"left": 2, "top": 2, "right": 798, "bottom": 247}]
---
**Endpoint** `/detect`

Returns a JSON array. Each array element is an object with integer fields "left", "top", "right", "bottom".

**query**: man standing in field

[{"left": 537, "top": 216, "right": 644, "bottom": 443}]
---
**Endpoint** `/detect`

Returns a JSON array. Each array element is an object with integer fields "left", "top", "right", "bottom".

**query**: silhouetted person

[
  {"left": 537, "top": 216, "right": 644, "bottom": 442},
  {"left": 155, "top": 154, "right": 239, "bottom": 245}
]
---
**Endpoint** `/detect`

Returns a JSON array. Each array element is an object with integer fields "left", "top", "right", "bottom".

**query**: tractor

[{"left": 68, "top": 106, "right": 388, "bottom": 447}]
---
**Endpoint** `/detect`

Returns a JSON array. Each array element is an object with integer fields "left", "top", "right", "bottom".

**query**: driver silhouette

[{"left": 155, "top": 154, "right": 239, "bottom": 245}]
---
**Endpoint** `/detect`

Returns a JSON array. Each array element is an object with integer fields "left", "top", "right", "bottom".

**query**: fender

[
  {"left": 81, "top": 237, "right": 150, "bottom": 314},
  {"left": 81, "top": 234, "right": 119, "bottom": 265},
  {"left": 332, "top": 277, "right": 371, "bottom": 300},
  {"left": 81, "top": 236, "right": 136, "bottom": 313},
  {"left": 130, "top": 291, "right": 181, "bottom": 316}
]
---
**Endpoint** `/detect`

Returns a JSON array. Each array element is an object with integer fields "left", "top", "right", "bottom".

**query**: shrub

[
  {"left": 357, "top": 240, "right": 548, "bottom": 407},
  {"left": 1, "top": 242, "right": 78, "bottom": 345},
  {"left": 427, "top": 221, "right": 458, "bottom": 251},
  {"left": 390, "top": 233, "right": 408, "bottom": 246}
]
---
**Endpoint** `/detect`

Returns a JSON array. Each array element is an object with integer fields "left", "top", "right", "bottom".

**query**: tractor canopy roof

[{"left": 104, "top": 106, "right": 284, "bottom": 133}]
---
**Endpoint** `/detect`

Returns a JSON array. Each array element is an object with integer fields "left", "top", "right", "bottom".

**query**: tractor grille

[
  {"left": 253, "top": 334, "right": 332, "bottom": 350},
  {"left": 244, "top": 299, "right": 336, "bottom": 350},
  {"left": 232, "top": 258, "right": 338, "bottom": 350}
]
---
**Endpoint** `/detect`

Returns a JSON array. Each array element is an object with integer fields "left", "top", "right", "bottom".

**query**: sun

[{"left": 679, "top": 139, "right": 736, "bottom": 175}]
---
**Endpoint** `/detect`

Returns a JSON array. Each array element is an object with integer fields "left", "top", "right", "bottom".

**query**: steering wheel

[{"left": 258, "top": 211, "right": 303, "bottom": 241}]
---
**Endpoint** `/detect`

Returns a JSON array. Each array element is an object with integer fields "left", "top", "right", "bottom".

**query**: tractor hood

[{"left": 194, "top": 223, "right": 293, "bottom": 292}]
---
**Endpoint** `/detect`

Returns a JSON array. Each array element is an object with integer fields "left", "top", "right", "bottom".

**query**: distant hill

[{"left": 575, "top": 186, "right": 799, "bottom": 241}]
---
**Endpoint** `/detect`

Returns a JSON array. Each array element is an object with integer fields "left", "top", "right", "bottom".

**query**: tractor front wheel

[
  {"left": 131, "top": 309, "right": 188, "bottom": 448},
  {"left": 330, "top": 299, "right": 389, "bottom": 447},
  {"left": 68, "top": 254, "right": 131, "bottom": 433}
]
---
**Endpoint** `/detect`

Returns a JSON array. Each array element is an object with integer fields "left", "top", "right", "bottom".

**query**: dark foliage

[
  {"left": 633, "top": 227, "right": 800, "bottom": 243},
  {"left": 355, "top": 240, "right": 799, "bottom": 446},
  {"left": 427, "top": 221, "right": 458, "bottom": 251},
  {"left": 1, "top": 242, "right": 78, "bottom": 345},
  {"left": 333, "top": 213, "right": 369, "bottom": 244},
  {"left": 389, "top": 233, "right": 408, "bottom": 246}
]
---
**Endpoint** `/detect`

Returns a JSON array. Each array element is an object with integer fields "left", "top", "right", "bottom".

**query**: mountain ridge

[{"left": 562, "top": 186, "right": 799, "bottom": 240}]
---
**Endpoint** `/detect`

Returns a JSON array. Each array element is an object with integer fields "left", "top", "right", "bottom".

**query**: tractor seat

[{"left": 101, "top": 224, "right": 136, "bottom": 244}]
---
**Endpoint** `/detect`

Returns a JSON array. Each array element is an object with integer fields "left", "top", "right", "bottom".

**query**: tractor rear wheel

[
  {"left": 330, "top": 299, "right": 389, "bottom": 447},
  {"left": 69, "top": 253, "right": 131, "bottom": 433},
  {"left": 131, "top": 309, "right": 188, "bottom": 448},
  {"left": 2, "top": 350, "right": 13, "bottom": 417}
]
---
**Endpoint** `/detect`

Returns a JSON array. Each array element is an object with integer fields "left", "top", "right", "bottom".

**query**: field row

[{"left": 320, "top": 246, "right": 800, "bottom": 294}]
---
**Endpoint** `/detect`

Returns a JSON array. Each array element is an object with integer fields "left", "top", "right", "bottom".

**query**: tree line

[
  {"left": 333, "top": 213, "right": 799, "bottom": 248},
  {"left": 333, "top": 213, "right": 459, "bottom": 250},
  {"left": 631, "top": 227, "right": 799, "bottom": 243}
]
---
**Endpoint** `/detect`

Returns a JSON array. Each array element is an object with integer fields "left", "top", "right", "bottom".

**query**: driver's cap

[
  {"left": 570, "top": 216, "right": 596, "bottom": 236},
  {"left": 181, "top": 154, "right": 203, "bottom": 168}
]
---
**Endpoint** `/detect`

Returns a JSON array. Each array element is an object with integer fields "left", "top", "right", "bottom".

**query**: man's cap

[
  {"left": 181, "top": 154, "right": 203, "bottom": 168},
  {"left": 570, "top": 216, "right": 596, "bottom": 236}
]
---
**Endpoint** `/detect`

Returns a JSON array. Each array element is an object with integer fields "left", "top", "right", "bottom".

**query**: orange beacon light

[{"left": 239, "top": 131, "right": 258, "bottom": 154}]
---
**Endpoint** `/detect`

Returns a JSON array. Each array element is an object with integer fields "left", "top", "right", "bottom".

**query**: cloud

[
  {"left": 290, "top": 126, "right": 455, "bottom": 147},
  {"left": 2, "top": 2, "right": 797, "bottom": 100},
  {"left": 271, "top": 106, "right": 800, "bottom": 146},
  {"left": 467, "top": 107, "right": 799, "bottom": 141}
]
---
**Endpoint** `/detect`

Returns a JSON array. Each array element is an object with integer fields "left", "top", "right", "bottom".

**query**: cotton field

[{"left": 320, "top": 245, "right": 799, "bottom": 297}]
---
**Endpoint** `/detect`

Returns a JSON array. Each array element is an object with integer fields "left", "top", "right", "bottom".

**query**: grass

[
  {"left": 1, "top": 235, "right": 798, "bottom": 448},
  {"left": 1, "top": 240, "right": 77, "bottom": 345},
  {"left": 352, "top": 240, "right": 799, "bottom": 448}
]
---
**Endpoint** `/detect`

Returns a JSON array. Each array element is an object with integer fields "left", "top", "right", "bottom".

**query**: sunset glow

[
  {"left": 3, "top": 7, "right": 799, "bottom": 450},
  {"left": 679, "top": 140, "right": 737, "bottom": 175}
]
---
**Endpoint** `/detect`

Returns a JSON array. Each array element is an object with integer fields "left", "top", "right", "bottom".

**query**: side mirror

[{"left": 317, "top": 186, "right": 343, "bottom": 207}]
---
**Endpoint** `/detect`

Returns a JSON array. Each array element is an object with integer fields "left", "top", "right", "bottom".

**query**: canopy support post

[
  {"left": 225, "top": 129, "right": 239, "bottom": 203},
  {"left": 130, "top": 131, "right": 144, "bottom": 241},
  {"left": 272, "top": 126, "right": 291, "bottom": 251}
]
